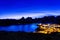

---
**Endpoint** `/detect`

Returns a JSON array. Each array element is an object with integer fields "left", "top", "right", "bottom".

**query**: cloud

[{"left": 0, "top": 11, "right": 60, "bottom": 19}]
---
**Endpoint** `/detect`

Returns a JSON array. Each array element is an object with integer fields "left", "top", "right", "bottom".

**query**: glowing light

[{"left": 35, "top": 24, "right": 60, "bottom": 34}]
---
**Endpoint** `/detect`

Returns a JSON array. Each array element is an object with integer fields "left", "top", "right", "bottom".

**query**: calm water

[{"left": 0, "top": 23, "right": 39, "bottom": 32}]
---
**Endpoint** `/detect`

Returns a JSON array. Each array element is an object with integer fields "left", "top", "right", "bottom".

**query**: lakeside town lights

[{"left": 35, "top": 23, "right": 60, "bottom": 34}]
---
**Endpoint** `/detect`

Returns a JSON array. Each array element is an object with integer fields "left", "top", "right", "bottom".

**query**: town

[{"left": 35, "top": 23, "right": 60, "bottom": 34}]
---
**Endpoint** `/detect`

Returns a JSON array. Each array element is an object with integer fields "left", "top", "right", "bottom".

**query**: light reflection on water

[{"left": 0, "top": 23, "right": 38, "bottom": 32}]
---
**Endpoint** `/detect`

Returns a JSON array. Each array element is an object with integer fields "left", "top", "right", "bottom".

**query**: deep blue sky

[{"left": 0, "top": 0, "right": 60, "bottom": 19}]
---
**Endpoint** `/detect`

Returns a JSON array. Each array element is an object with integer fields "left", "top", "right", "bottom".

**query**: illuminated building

[{"left": 35, "top": 23, "right": 60, "bottom": 34}]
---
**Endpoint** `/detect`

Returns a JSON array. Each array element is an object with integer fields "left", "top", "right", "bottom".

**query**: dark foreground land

[{"left": 0, "top": 31, "right": 60, "bottom": 40}]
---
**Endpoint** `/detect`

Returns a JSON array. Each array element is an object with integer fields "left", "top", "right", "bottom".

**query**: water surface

[{"left": 0, "top": 23, "right": 39, "bottom": 32}]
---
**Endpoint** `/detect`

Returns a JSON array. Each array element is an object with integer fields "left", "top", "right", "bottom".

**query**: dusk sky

[{"left": 0, "top": 0, "right": 60, "bottom": 19}]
